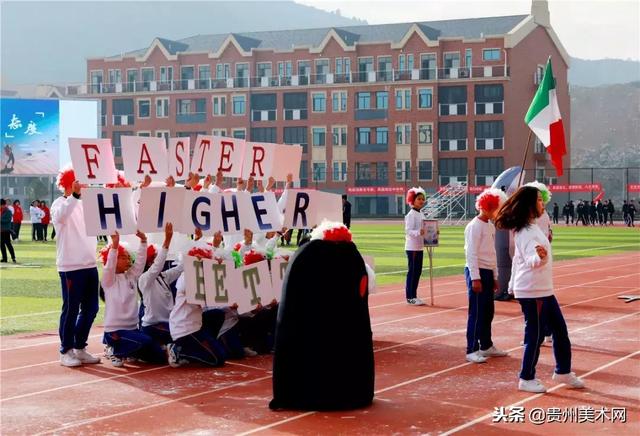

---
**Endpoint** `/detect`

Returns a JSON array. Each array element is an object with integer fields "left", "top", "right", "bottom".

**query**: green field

[{"left": 1, "top": 223, "right": 638, "bottom": 336}]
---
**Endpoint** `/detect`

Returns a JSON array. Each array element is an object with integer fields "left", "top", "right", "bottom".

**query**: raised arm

[{"left": 129, "top": 231, "right": 148, "bottom": 279}]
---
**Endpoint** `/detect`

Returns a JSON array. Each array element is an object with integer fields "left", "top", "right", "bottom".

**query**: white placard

[
  {"left": 236, "top": 191, "right": 283, "bottom": 234},
  {"left": 68, "top": 138, "right": 118, "bottom": 184},
  {"left": 241, "top": 142, "right": 276, "bottom": 180},
  {"left": 184, "top": 255, "right": 208, "bottom": 306},
  {"left": 282, "top": 190, "right": 342, "bottom": 229},
  {"left": 190, "top": 135, "right": 220, "bottom": 176},
  {"left": 167, "top": 137, "right": 191, "bottom": 181},
  {"left": 269, "top": 258, "right": 289, "bottom": 302},
  {"left": 214, "top": 136, "right": 245, "bottom": 178},
  {"left": 234, "top": 260, "right": 272, "bottom": 313},
  {"left": 121, "top": 136, "right": 168, "bottom": 182},
  {"left": 81, "top": 187, "right": 137, "bottom": 236},
  {"left": 423, "top": 219, "right": 440, "bottom": 247},
  {"left": 270, "top": 144, "right": 302, "bottom": 181},
  {"left": 137, "top": 187, "right": 186, "bottom": 233},
  {"left": 202, "top": 260, "right": 238, "bottom": 308}
]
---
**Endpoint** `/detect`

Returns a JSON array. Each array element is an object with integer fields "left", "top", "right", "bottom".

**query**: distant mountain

[
  {"left": 0, "top": 1, "right": 366, "bottom": 87},
  {"left": 571, "top": 82, "right": 640, "bottom": 168},
  {"left": 569, "top": 58, "right": 640, "bottom": 87}
]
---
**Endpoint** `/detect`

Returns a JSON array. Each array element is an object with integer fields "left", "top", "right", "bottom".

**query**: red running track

[{"left": 1, "top": 251, "right": 639, "bottom": 435}]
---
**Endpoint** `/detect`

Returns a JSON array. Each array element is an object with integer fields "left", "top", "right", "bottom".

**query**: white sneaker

[
  {"left": 552, "top": 372, "right": 585, "bottom": 389},
  {"left": 74, "top": 348, "right": 101, "bottom": 364},
  {"left": 167, "top": 343, "right": 188, "bottom": 368},
  {"left": 542, "top": 336, "right": 553, "bottom": 346},
  {"left": 60, "top": 350, "right": 82, "bottom": 367},
  {"left": 518, "top": 378, "right": 547, "bottom": 393},
  {"left": 243, "top": 347, "right": 258, "bottom": 357},
  {"left": 479, "top": 346, "right": 509, "bottom": 357},
  {"left": 110, "top": 355, "right": 124, "bottom": 368},
  {"left": 466, "top": 351, "right": 487, "bottom": 364},
  {"left": 407, "top": 298, "right": 426, "bottom": 306}
]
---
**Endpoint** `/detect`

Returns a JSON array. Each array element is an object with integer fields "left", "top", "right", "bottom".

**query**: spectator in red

[
  {"left": 11, "top": 200, "right": 23, "bottom": 241},
  {"left": 40, "top": 201, "right": 51, "bottom": 242}
]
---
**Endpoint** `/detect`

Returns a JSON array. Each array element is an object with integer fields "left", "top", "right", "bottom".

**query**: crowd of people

[
  {"left": 555, "top": 199, "right": 636, "bottom": 227},
  {"left": 52, "top": 167, "right": 300, "bottom": 370}
]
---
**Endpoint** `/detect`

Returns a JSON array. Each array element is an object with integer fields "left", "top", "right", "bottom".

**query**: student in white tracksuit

[{"left": 496, "top": 186, "right": 585, "bottom": 394}]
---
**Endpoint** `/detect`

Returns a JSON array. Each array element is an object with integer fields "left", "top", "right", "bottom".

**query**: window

[
  {"left": 250, "top": 127, "right": 277, "bottom": 143},
  {"left": 439, "top": 86, "right": 467, "bottom": 115},
  {"left": 137, "top": 131, "right": 151, "bottom": 137},
  {"left": 90, "top": 70, "right": 103, "bottom": 93},
  {"left": 138, "top": 99, "right": 150, "bottom": 118},
  {"left": 232, "top": 95, "right": 246, "bottom": 115},
  {"left": 465, "top": 48, "right": 472, "bottom": 67},
  {"left": 438, "top": 158, "right": 467, "bottom": 185},
  {"left": 250, "top": 93, "right": 276, "bottom": 121},
  {"left": 395, "top": 89, "right": 411, "bottom": 110},
  {"left": 198, "top": 65, "right": 211, "bottom": 88},
  {"left": 257, "top": 62, "right": 272, "bottom": 77},
  {"left": 216, "top": 63, "right": 230, "bottom": 79},
  {"left": 475, "top": 157, "right": 504, "bottom": 185},
  {"left": 156, "top": 97, "right": 169, "bottom": 118},
  {"left": 483, "top": 49, "right": 501, "bottom": 61},
  {"left": 439, "top": 122, "right": 468, "bottom": 151},
  {"left": 333, "top": 161, "right": 347, "bottom": 182},
  {"left": 312, "top": 127, "right": 326, "bottom": 146},
  {"left": 356, "top": 127, "right": 371, "bottom": 145},
  {"left": 278, "top": 61, "right": 293, "bottom": 78},
  {"left": 418, "top": 88, "right": 433, "bottom": 109},
  {"left": 283, "top": 92, "right": 308, "bottom": 120},
  {"left": 395, "top": 123, "right": 411, "bottom": 145},
  {"left": 396, "top": 160, "right": 411, "bottom": 181},
  {"left": 332, "top": 91, "right": 347, "bottom": 112},
  {"left": 312, "top": 93, "right": 326, "bottom": 112},
  {"left": 284, "top": 127, "right": 308, "bottom": 153},
  {"left": 475, "top": 84, "right": 504, "bottom": 114},
  {"left": 108, "top": 69, "right": 121, "bottom": 84},
  {"left": 335, "top": 57, "right": 351, "bottom": 79},
  {"left": 418, "top": 161, "right": 433, "bottom": 181},
  {"left": 155, "top": 130, "right": 170, "bottom": 141},
  {"left": 357, "top": 92, "right": 371, "bottom": 109},
  {"left": 298, "top": 60, "right": 311, "bottom": 84},
  {"left": 212, "top": 96, "right": 226, "bottom": 116},
  {"left": 332, "top": 126, "right": 347, "bottom": 146},
  {"left": 475, "top": 121, "right": 504, "bottom": 150},
  {"left": 212, "top": 129, "right": 226, "bottom": 137},
  {"left": 377, "top": 56, "right": 392, "bottom": 80},
  {"left": 315, "top": 59, "right": 330, "bottom": 81},
  {"left": 417, "top": 123, "right": 433, "bottom": 145},
  {"left": 232, "top": 129, "right": 246, "bottom": 139},
  {"left": 160, "top": 66, "right": 173, "bottom": 85},
  {"left": 312, "top": 162, "right": 326, "bottom": 182},
  {"left": 376, "top": 91, "right": 388, "bottom": 110},
  {"left": 376, "top": 127, "right": 388, "bottom": 145}
]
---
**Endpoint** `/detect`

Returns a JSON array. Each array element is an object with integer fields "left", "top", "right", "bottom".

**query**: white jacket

[
  {"left": 102, "top": 242, "right": 147, "bottom": 332},
  {"left": 138, "top": 247, "right": 183, "bottom": 327},
  {"left": 508, "top": 225, "right": 554, "bottom": 299},
  {"left": 464, "top": 217, "right": 498, "bottom": 280},
  {"left": 404, "top": 208, "right": 424, "bottom": 251},
  {"left": 170, "top": 273, "right": 203, "bottom": 340},
  {"left": 51, "top": 196, "right": 97, "bottom": 272}
]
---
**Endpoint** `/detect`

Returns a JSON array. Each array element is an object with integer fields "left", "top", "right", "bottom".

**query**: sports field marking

[
  {"left": 35, "top": 375, "right": 274, "bottom": 436},
  {"left": 440, "top": 348, "right": 640, "bottom": 435},
  {"left": 0, "top": 310, "right": 59, "bottom": 320},
  {"left": 236, "top": 311, "right": 640, "bottom": 435}
]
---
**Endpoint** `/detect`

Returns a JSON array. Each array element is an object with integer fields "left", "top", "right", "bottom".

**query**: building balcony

[
  {"left": 176, "top": 112, "right": 207, "bottom": 124},
  {"left": 355, "top": 143, "right": 389, "bottom": 153},
  {"left": 73, "top": 64, "right": 510, "bottom": 96}
]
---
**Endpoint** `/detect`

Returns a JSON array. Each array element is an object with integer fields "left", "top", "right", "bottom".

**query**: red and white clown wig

[
  {"left": 56, "top": 165, "right": 76, "bottom": 192},
  {"left": 405, "top": 187, "right": 426, "bottom": 205},
  {"left": 310, "top": 220, "right": 352, "bottom": 243},
  {"left": 475, "top": 188, "right": 508, "bottom": 212},
  {"left": 525, "top": 181, "right": 552, "bottom": 204},
  {"left": 98, "top": 242, "right": 132, "bottom": 266}
]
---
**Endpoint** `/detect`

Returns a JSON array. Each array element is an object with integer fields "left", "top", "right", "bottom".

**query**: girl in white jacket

[
  {"left": 495, "top": 186, "right": 584, "bottom": 394},
  {"left": 101, "top": 231, "right": 165, "bottom": 367},
  {"left": 404, "top": 187, "right": 426, "bottom": 306}
]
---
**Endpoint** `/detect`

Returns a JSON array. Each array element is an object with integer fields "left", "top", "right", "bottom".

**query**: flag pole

[{"left": 517, "top": 130, "right": 533, "bottom": 188}]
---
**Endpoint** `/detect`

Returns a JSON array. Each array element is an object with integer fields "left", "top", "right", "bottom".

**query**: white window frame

[
  {"left": 311, "top": 92, "right": 327, "bottom": 113},
  {"left": 395, "top": 160, "right": 411, "bottom": 182},
  {"left": 212, "top": 95, "right": 226, "bottom": 116},
  {"left": 137, "top": 130, "right": 151, "bottom": 137},
  {"left": 311, "top": 126, "right": 327, "bottom": 147},
  {"left": 256, "top": 61, "right": 273, "bottom": 77},
  {"left": 417, "top": 87, "right": 434, "bottom": 110},
  {"left": 417, "top": 160, "right": 434, "bottom": 181},
  {"left": 137, "top": 98, "right": 151, "bottom": 119},
  {"left": 312, "top": 161, "right": 327, "bottom": 182},
  {"left": 155, "top": 97, "right": 169, "bottom": 118},
  {"left": 417, "top": 122, "right": 433, "bottom": 145},
  {"left": 331, "top": 125, "right": 347, "bottom": 147},
  {"left": 231, "top": 128, "right": 247, "bottom": 139},
  {"left": 212, "top": 128, "right": 227, "bottom": 137},
  {"left": 332, "top": 160, "right": 347, "bottom": 182},
  {"left": 331, "top": 90, "right": 347, "bottom": 112},
  {"left": 231, "top": 94, "right": 247, "bottom": 116},
  {"left": 155, "top": 130, "right": 170, "bottom": 140},
  {"left": 395, "top": 88, "right": 411, "bottom": 110},
  {"left": 395, "top": 123, "right": 411, "bottom": 145},
  {"left": 482, "top": 48, "right": 501, "bottom": 62}
]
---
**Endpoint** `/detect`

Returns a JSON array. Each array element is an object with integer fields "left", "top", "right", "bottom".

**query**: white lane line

[
  {"left": 237, "top": 311, "right": 640, "bottom": 435},
  {"left": 441, "top": 348, "right": 640, "bottom": 435}
]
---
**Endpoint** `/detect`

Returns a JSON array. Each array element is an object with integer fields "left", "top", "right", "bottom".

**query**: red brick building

[{"left": 75, "top": 0, "right": 570, "bottom": 216}]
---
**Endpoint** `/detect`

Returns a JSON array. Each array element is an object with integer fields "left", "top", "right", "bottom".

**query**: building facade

[{"left": 73, "top": 0, "right": 570, "bottom": 216}]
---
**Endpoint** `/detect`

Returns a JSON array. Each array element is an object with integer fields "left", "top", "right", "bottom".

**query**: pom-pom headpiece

[
  {"left": 105, "top": 171, "right": 131, "bottom": 188},
  {"left": 525, "top": 181, "right": 552, "bottom": 204},
  {"left": 475, "top": 188, "right": 508, "bottom": 212},
  {"left": 243, "top": 249, "right": 266, "bottom": 266},
  {"left": 310, "top": 220, "right": 352, "bottom": 243},
  {"left": 406, "top": 187, "right": 426, "bottom": 205},
  {"left": 56, "top": 165, "right": 76, "bottom": 192},
  {"left": 187, "top": 246, "right": 213, "bottom": 260},
  {"left": 98, "top": 244, "right": 130, "bottom": 266},
  {"left": 145, "top": 244, "right": 158, "bottom": 267}
]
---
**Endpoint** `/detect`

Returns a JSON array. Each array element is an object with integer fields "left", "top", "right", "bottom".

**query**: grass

[{"left": 1, "top": 223, "right": 638, "bottom": 336}]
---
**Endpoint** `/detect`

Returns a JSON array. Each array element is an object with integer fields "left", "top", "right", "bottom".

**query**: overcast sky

[{"left": 296, "top": 0, "right": 640, "bottom": 61}]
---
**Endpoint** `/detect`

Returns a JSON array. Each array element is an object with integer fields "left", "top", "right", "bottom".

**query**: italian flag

[{"left": 524, "top": 58, "right": 566, "bottom": 176}]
